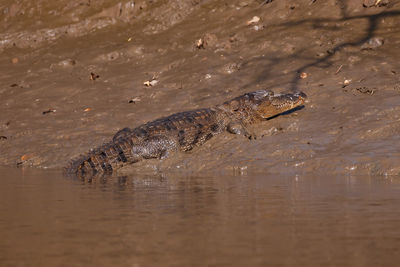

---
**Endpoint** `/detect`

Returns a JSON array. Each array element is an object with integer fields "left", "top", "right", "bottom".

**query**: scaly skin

[{"left": 64, "top": 90, "right": 307, "bottom": 177}]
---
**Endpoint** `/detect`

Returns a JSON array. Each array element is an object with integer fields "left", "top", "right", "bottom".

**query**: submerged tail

[{"left": 64, "top": 138, "right": 134, "bottom": 177}]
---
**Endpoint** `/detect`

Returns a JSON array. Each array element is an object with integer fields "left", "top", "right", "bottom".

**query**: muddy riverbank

[{"left": 1, "top": 0, "right": 400, "bottom": 175}]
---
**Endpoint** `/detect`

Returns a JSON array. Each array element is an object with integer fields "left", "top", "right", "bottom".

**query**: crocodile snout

[{"left": 294, "top": 91, "right": 308, "bottom": 104}]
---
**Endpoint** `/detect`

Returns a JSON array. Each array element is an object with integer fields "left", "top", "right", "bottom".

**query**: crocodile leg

[
  {"left": 227, "top": 121, "right": 256, "bottom": 140},
  {"left": 177, "top": 122, "right": 221, "bottom": 152}
]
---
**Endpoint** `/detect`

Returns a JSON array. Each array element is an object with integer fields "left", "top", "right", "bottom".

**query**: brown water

[{"left": 1, "top": 167, "right": 400, "bottom": 266}]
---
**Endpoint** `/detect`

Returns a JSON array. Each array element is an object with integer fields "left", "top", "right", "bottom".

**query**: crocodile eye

[{"left": 252, "top": 90, "right": 268, "bottom": 100}]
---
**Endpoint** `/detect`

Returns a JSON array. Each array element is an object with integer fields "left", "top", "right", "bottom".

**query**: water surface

[{"left": 1, "top": 167, "right": 400, "bottom": 266}]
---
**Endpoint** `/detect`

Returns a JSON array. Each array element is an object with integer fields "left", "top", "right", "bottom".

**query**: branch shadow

[{"left": 239, "top": 0, "right": 400, "bottom": 92}]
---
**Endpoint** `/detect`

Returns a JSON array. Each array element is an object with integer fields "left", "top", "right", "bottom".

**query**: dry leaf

[
  {"left": 196, "top": 38, "right": 204, "bottom": 48},
  {"left": 247, "top": 16, "right": 260, "bottom": 25},
  {"left": 143, "top": 79, "right": 158, "bottom": 87},
  {"left": 21, "top": 154, "right": 33, "bottom": 161}
]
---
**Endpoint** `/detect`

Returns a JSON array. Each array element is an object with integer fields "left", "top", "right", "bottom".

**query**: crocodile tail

[{"left": 64, "top": 139, "right": 133, "bottom": 177}]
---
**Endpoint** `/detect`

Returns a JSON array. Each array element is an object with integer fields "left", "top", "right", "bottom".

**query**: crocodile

[{"left": 65, "top": 90, "right": 307, "bottom": 177}]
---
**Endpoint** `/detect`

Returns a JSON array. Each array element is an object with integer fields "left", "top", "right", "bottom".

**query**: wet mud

[{"left": 1, "top": 0, "right": 400, "bottom": 175}]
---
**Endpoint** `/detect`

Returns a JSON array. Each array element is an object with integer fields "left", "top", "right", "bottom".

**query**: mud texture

[{"left": 1, "top": 0, "right": 400, "bottom": 176}]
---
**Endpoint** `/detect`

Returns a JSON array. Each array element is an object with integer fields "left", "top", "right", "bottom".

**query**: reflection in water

[{"left": 1, "top": 167, "right": 400, "bottom": 266}]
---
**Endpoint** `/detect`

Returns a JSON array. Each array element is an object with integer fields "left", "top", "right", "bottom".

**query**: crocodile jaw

[{"left": 259, "top": 91, "right": 307, "bottom": 119}]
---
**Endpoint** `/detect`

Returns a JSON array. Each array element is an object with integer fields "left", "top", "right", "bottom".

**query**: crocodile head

[
  {"left": 217, "top": 90, "right": 307, "bottom": 121},
  {"left": 249, "top": 90, "right": 307, "bottom": 119}
]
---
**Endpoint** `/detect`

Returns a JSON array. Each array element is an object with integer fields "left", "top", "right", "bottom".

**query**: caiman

[{"left": 65, "top": 90, "right": 307, "bottom": 177}]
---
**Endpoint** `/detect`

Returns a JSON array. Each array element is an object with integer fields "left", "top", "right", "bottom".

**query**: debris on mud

[
  {"left": 9, "top": 81, "right": 29, "bottom": 88},
  {"left": 246, "top": 16, "right": 264, "bottom": 31},
  {"left": 195, "top": 38, "right": 204, "bottom": 49},
  {"left": 300, "top": 72, "right": 308, "bottom": 79},
  {"left": 128, "top": 97, "right": 141, "bottom": 103},
  {"left": 20, "top": 154, "right": 32, "bottom": 161},
  {"left": 246, "top": 16, "right": 261, "bottom": 25},
  {"left": 260, "top": 126, "right": 281, "bottom": 137},
  {"left": 219, "top": 62, "right": 242, "bottom": 74},
  {"left": 356, "top": 87, "right": 376, "bottom": 95},
  {"left": 42, "top": 109, "right": 56, "bottom": 115},
  {"left": 363, "top": 0, "right": 390, "bottom": 7},
  {"left": 334, "top": 65, "right": 343, "bottom": 74},
  {"left": 342, "top": 79, "right": 352, "bottom": 88},
  {"left": 143, "top": 79, "right": 158, "bottom": 87},
  {"left": 52, "top": 59, "right": 77, "bottom": 68},
  {"left": 259, "top": 0, "right": 274, "bottom": 6},
  {"left": 17, "top": 154, "right": 41, "bottom": 167},
  {"left": 90, "top": 72, "right": 100, "bottom": 81},
  {"left": 238, "top": 1, "right": 250, "bottom": 8},
  {"left": 361, "top": 37, "right": 384, "bottom": 50},
  {"left": 195, "top": 33, "right": 218, "bottom": 49}
]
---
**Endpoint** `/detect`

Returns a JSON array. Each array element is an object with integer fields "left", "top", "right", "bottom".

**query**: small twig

[
  {"left": 335, "top": 64, "right": 343, "bottom": 74},
  {"left": 259, "top": 0, "right": 273, "bottom": 7}
]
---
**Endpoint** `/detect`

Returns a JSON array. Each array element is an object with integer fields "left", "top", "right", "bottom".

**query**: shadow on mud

[
  {"left": 241, "top": 1, "right": 400, "bottom": 92},
  {"left": 266, "top": 105, "right": 305, "bottom": 120}
]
